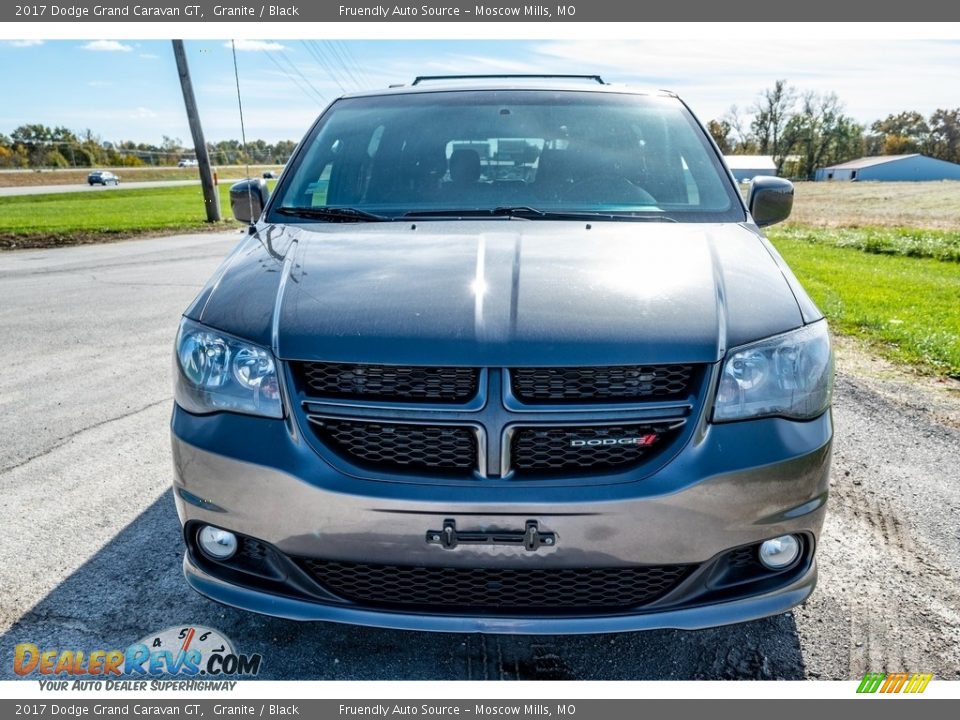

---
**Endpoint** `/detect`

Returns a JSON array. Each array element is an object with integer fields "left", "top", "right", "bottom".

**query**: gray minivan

[{"left": 171, "top": 75, "right": 833, "bottom": 633}]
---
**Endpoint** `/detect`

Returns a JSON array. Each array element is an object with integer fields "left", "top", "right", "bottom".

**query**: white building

[{"left": 724, "top": 155, "right": 777, "bottom": 182}]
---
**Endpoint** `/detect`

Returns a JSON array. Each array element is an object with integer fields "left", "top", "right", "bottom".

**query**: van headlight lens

[
  {"left": 713, "top": 321, "right": 833, "bottom": 422},
  {"left": 174, "top": 318, "right": 283, "bottom": 419}
]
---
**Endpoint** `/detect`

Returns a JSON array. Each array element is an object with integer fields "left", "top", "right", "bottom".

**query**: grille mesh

[
  {"left": 511, "top": 424, "right": 674, "bottom": 472},
  {"left": 300, "top": 559, "right": 692, "bottom": 611},
  {"left": 239, "top": 538, "right": 268, "bottom": 563},
  {"left": 727, "top": 546, "right": 762, "bottom": 569},
  {"left": 296, "top": 362, "right": 479, "bottom": 403},
  {"left": 511, "top": 365, "right": 694, "bottom": 403},
  {"left": 312, "top": 419, "right": 477, "bottom": 472}
]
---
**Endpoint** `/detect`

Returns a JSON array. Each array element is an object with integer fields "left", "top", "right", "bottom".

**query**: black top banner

[{"left": 5, "top": 0, "right": 960, "bottom": 22}]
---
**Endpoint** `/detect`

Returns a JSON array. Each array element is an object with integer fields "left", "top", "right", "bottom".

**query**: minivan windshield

[{"left": 268, "top": 90, "right": 745, "bottom": 223}]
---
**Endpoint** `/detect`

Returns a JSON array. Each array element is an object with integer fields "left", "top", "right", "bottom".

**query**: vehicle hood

[{"left": 188, "top": 220, "right": 811, "bottom": 366}]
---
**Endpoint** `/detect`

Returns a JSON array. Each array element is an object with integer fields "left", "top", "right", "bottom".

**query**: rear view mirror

[
  {"left": 230, "top": 178, "right": 270, "bottom": 225},
  {"left": 747, "top": 176, "right": 793, "bottom": 227}
]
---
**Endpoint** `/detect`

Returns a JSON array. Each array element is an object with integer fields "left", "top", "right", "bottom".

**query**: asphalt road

[
  {"left": 1, "top": 231, "right": 958, "bottom": 680},
  {"left": 0, "top": 178, "right": 245, "bottom": 197}
]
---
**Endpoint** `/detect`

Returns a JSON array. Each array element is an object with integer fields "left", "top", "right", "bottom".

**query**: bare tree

[
  {"left": 750, "top": 80, "right": 799, "bottom": 174},
  {"left": 723, "top": 105, "right": 756, "bottom": 153}
]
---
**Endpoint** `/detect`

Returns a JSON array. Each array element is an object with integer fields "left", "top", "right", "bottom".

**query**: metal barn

[
  {"left": 724, "top": 155, "right": 777, "bottom": 182},
  {"left": 815, "top": 154, "right": 960, "bottom": 181}
]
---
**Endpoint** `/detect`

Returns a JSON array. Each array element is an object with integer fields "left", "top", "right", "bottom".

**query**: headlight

[
  {"left": 174, "top": 318, "right": 283, "bottom": 419},
  {"left": 713, "top": 321, "right": 833, "bottom": 422}
]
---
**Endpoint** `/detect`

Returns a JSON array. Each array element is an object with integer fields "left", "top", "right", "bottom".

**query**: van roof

[{"left": 340, "top": 74, "right": 675, "bottom": 99}]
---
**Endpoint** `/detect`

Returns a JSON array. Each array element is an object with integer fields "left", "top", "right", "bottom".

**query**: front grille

[
  {"left": 511, "top": 365, "right": 694, "bottom": 403},
  {"left": 311, "top": 419, "right": 478, "bottom": 473},
  {"left": 296, "top": 362, "right": 479, "bottom": 403},
  {"left": 300, "top": 559, "right": 692, "bottom": 612},
  {"left": 510, "top": 424, "right": 676, "bottom": 473}
]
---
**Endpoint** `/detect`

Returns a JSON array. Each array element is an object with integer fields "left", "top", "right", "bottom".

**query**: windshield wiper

[
  {"left": 403, "top": 206, "right": 677, "bottom": 222},
  {"left": 492, "top": 206, "right": 678, "bottom": 222},
  {"left": 402, "top": 207, "right": 538, "bottom": 219},
  {"left": 276, "top": 206, "right": 389, "bottom": 222}
]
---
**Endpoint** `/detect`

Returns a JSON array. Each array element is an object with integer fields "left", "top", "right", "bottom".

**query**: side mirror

[
  {"left": 747, "top": 176, "right": 793, "bottom": 227},
  {"left": 229, "top": 178, "right": 270, "bottom": 225}
]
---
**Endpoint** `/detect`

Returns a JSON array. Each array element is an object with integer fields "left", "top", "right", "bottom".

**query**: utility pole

[{"left": 172, "top": 39, "right": 221, "bottom": 222}]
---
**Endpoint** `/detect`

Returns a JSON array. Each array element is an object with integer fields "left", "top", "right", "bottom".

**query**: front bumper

[{"left": 171, "top": 405, "right": 832, "bottom": 633}]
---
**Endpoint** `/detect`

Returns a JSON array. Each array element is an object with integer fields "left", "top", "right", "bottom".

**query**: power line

[
  {"left": 325, "top": 40, "right": 362, "bottom": 89},
  {"left": 313, "top": 40, "right": 357, "bottom": 92},
  {"left": 231, "top": 40, "right": 255, "bottom": 224},
  {"left": 337, "top": 41, "right": 375, "bottom": 88},
  {"left": 302, "top": 40, "right": 349, "bottom": 95},
  {"left": 263, "top": 48, "right": 326, "bottom": 106},
  {"left": 277, "top": 48, "right": 329, "bottom": 104}
]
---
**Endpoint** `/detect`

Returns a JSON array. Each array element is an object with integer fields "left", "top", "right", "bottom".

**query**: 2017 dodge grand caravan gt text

[{"left": 170, "top": 76, "right": 834, "bottom": 633}]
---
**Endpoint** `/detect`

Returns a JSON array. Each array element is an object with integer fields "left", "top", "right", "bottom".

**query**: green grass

[
  {"left": 0, "top": 185, "right": 234, "bottom": 235},
  {"left": 0, "top": 185, "right": 240, "bottom": 246},
  {"left": 770, "top": 225, "right": 960, "bottom": 263},
  {"left": 0, "top": 165, "right": 282, "bottom": 188},
  {"left": 771, "top": 235, "right": 960, "bottom": 376}
]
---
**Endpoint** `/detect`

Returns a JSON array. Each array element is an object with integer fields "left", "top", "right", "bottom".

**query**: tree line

[
  {"left": 4, "top": 80, "right": 960, "bottom": 180},
  {"left": 708, "top": 80, "right": 960, "bottom": 179},
  {"left": 0, "top": 126, "right": 297, "bottom": 169}
]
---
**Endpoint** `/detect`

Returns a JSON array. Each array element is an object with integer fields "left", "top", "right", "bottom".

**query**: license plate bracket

[{"left": 426, "top": 519, "right": 555, "bottom": 551}]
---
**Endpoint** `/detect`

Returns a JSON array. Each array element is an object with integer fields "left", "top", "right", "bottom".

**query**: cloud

[
  {"left": 131, "top": 107, "right": 158, "bottom": 119},
  {"left": 6, "top": 40, "right": 44, "bottom": 48},
  {"left": 528, "top": 39, "right": 960, "bottom": 123},
  {"left": 82, "top": 40, "right": 133, "bottom": 52},
  {"left": 228, "top": 39, "right": 286, "bottom": 52},
  {"left": 139, "top": 53, "right": 160, "bottom": 60}
]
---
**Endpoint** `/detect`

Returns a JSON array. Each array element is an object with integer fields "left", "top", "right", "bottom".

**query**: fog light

[
  {"left": 198, "top": 525, "right": 237, "bottom": 560},
  {"left": 758, "top": 535, "right": 800, "bottom": 569}
]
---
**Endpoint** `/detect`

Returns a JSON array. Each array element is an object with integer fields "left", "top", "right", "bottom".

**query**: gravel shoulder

[
  {"left": 0, "top": 233, "right": 958, "bottom": 680},
  {"left": 796, "top": 338, "right": 960, "bottom": 679}
]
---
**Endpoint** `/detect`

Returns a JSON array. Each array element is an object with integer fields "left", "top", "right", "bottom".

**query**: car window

[{"left": 271, "top": 90, "right": 744, "bottom": 222}]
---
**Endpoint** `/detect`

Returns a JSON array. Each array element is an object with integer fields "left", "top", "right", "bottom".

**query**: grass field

[
  {"left": 769, "top": 225, "right": 960, "bottom": 263},
  {"left": 0, "top": 184, "right": 243, "bottom": 248},
  {"left": 771, "top": 236, "right": 960, "bottom": 376},
  {"left": 766, "top": 181, "right": 960, "bottom": 376},
  {"left": 0, "top": 165, "right": 282, "bottom": 188},
  {"left": 787, "top": 180, "right": 960, "bottom": 230}
]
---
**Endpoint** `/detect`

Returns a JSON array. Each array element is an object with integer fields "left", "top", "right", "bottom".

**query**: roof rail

[{"left": 411, "top": 74, "right": 606, "bottom": 85}]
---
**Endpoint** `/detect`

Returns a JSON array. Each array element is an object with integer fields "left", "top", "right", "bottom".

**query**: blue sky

[{"left": 3, "top": 38, "right": 959, "bottom": 144}]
